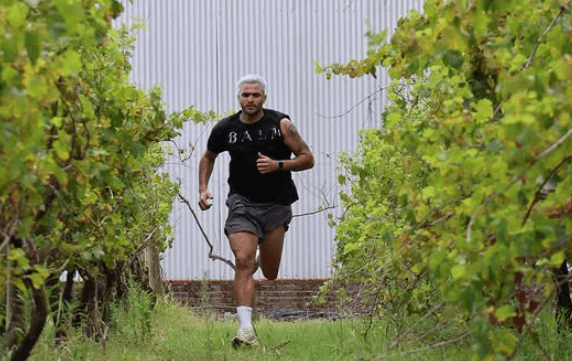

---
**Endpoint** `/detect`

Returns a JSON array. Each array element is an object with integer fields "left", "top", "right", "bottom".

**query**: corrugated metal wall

[{"left": 114, "top": 0, "right": 424, "bottom": 280}]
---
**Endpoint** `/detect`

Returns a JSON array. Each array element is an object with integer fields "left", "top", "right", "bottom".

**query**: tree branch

[
  {"left": 177, "top": 193, "right": 235, "bottom": 270},
  {"left": 535, "top": 127, "right": 572, "bottom": 161},
  {"left": 315, "top": 86, "right": 388, "bottom": 119},
  {"left": 467, "top": 127, "right": 572, "bottom": 243},
  {"left": 522, "top": 155, "right": 572, "bottom": 226},
  {"left": 0, "top": 220, "right": 18, "bottom": 253},
  {"left": 507, "top": 291, "right": 554, "bottom": 360},
  {"left": 293, "top": 205, "right": 338, "bottom": 218},
  {"left": 524, "top": 6, "right": 566, "bottom": 69},
  {"left": 493, "top": 4, "right": 570, "bottom": 120}
]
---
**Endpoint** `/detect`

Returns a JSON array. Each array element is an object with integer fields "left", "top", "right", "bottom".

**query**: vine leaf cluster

[{"left": 318, "top": 0, "right": 572, "bottom": 358}]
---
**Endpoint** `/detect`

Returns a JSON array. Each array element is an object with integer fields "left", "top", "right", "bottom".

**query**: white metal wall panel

[{"left": 114, "top": 0, "right": 424, "bottom": 280}]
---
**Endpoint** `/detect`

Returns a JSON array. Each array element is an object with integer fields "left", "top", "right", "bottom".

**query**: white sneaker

[{"left": 232, "top": 327, "right": 259, "bottom": 348}]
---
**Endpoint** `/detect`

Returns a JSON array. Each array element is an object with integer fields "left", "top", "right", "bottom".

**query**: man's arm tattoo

[{"left": 286, "top": 122, "right": 310, "bottom": 152}]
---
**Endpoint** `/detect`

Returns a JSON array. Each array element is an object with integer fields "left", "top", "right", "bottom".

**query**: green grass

[
  {"left": 20, "top": 289, "right": 572, "bottom": 361},
  {"left": 26, "top": 296, "right": 470, "bottom": 361}
]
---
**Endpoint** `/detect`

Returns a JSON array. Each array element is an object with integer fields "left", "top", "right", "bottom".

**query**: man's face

[{"left": 238, "top": 82, "right": 266, "bottom": 117}]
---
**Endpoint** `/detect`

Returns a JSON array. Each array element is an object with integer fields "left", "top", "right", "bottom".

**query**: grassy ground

[{"left": 22, "top": 289, "right": 572, "bottom": 361}]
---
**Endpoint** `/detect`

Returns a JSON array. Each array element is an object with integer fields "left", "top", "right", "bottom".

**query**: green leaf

[
  {"left": 493, "top": 329, "right": 518, "bottom": 355},
  {"left": 12, "top": 278, "right": 27, "bottom": 293},
  {"left": 550, "top": 251, "right": 565, "bottom": 267},
  {"left": 62, "top": 50, "right": 82, "bottom": 76},
  {"left": 442, "top": 50, "right": 463, "bottom": 69},
  {"left": 494, "top": 305, "right": 516, "bottom": 322},
  {"left": 3, "top": 36, "right": 19, "bottom": 63},
  {"left": 29, "top": 272, "right": 45, "bottom": 289},
  {"left": 422, "top": 186, "right": 436, "bottom": 200},
  {"left": 474, "top": 99, "right": 493, "bottom": 123},
  {"left": 53, "top": 138, "right": 70, "bottom": 160},
  {"left": 25, "top": 30, "right": 41, "bottom": 66},
  {"left": 451, "top": 264, "right": 466, "bottom": 280},
  {"left": 7, "top": 2, "right": 29, "bottom": 29},
  {"left": 486, "top": 138, "right": 504, "bottom": 153}
]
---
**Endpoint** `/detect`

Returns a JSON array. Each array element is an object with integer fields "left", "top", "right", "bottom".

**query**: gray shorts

[{"left": 224, "top": 194, "right": 292, "bottom": 240}]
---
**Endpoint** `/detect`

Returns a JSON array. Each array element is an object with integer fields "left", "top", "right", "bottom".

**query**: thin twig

[
  {"left": 492, "top": 4, "right": 570, "bottom": 121},
  {"left": 420, "top": 212, "right": 455, "bottom": 229},
  {"left": 524, "top": 6, "right": 565, "bottom": 69},
  {"left": 507, "top": 292, "right": 554, "bottom": 360},
  {"left": 178, "top": 193, "right": 235, "bottom": 270},
  {"left": 467, "top": 127, "right": 572, "bottom": 243},
  {"left": 387, "top": 302, "right": 445, "bottom": 349},
  {"left": 0, "top": 220, "right": 18, "bottom": 253},
  {"left": 292, "top": 205, "right": 339, "bottom": 218},
  {"left": 129, "top": 226, "right": 161, "bottom": 263},
  {"left": 315, "top": 86, "right": 388, "bottom": 119},
  {"left": 535, "top": 127, "right": 572, "bottom": 161},
  {"left": 48, "top": 259, "right": 70, "bottom": 276},
  {"left": 522, "top": 155, "right": 572, "bottom": 226}
]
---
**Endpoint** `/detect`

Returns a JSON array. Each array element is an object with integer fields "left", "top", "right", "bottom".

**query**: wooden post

[{"left": 147, "top": 244, "right": 164, "bottom": 296}]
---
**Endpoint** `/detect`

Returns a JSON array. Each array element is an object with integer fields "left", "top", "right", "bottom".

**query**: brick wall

[{"left": 166, "top": 278, "right": 368, "bottom": 314}]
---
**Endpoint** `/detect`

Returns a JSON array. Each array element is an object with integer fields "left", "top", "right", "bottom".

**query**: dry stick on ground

[{"left": 178, "top": 193, "right": 235, "bottom": 270}]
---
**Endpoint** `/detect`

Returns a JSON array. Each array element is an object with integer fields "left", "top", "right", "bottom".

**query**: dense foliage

[
  {"left": 0, "top": 1, "right": 198, "bottom": 359},
  {"left": 317, "top": 0, "right": 572, "bottom": 358}
]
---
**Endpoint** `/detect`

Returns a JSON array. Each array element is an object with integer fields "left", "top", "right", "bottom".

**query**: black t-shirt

[{"left": 207, "top": 108, "right": 299, "bottom": 205}]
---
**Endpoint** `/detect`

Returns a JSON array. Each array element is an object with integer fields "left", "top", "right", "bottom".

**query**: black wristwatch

[{"left": 277, "top": 160, "right": 284, "bottom": 170}]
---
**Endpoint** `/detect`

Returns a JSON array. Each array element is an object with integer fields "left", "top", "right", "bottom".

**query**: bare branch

[
  {"left": 0, "top": 220, "right": 18, "bottom": 253},
  {"left": 522, "top": 155, "right": 572, "bottom": 226},
  {"left": 178, "top": 192, "right": 235, "bottom": 270},
  {"left": 315, "top": 86, "right": 388, "bottom": 119},
  {"left": 507, "top": 291, "right": 554, "bottom": 360},
  {"left": 524, "top": 6, "right": 565, "bottom": 69},
  {"left": 387, "top": 302, "right": 445, "bottom": 349},
  {"left": 467, "top": 127, "right": 572, "bottom": 243},
  {"left": 132, "top": 226, "right": 161, "bottom": 259},
  {"left": 293, "top": 205, "right": 338, "bottom": 218},
  {"left": 493, "top": 4, "right": 570, "bottom": 119},
  {"left": 535, "top": 127, "right": 572, "bottom": 161},
  {"left": 49, "top": 259, "right": 70, "bottom": 276}
]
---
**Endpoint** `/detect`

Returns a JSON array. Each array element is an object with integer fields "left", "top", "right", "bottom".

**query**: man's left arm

[{"left": 256, "top": 118, "right": 314, "bottom": 174}]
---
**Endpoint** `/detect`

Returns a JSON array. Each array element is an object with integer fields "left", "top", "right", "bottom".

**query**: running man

[{"left": 198, "top": 74, "right": 314, "bottom": 347}]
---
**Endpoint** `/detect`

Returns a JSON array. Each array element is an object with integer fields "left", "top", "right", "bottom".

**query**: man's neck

[{"left": 240, "top": 110, "right": 264, "bottom": 124}]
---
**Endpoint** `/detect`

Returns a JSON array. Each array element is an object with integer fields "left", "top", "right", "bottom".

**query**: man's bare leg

[
  {"left": 229, "top": 231, "right": 258, "bottom": 306},
  {"left": 229, "top": 231, "right": 260, "bottom": 347},
  {"left": 258, "top": 225, "right": 286, "bottom": 280}
]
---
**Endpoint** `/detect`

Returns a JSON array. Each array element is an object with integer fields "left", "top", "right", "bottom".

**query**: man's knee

[
  {"left": 235, "top": 254, "right": 255, "bottom": 271},
  {"left": 261, "top": 264, "right": 279, "bottom": 280},
  {"left": 263, "top": 271, "right": 278, "bottom": 281}
]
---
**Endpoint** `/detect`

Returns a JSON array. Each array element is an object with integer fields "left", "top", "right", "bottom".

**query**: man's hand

[
  {"left": 199, "top": 189, "right": 214, "bottom": 210},
  {"left": 256, "top": 153, "right": 278, "bottom": 174}
]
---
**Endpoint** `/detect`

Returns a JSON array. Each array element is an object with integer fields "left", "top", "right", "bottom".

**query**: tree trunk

[
  {"left": 4, "top": 264, "right": 23, "bottom": 353},
  {"left": 10, "top": 281, "right": 48, "bottom": 361},
  {"left": 147, "top": 245, "right": 164, "bottom": 296}
]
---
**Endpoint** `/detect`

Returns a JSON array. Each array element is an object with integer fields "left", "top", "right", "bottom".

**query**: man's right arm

[{"left": 198, "top": 150, "right": 218, "bottom": 210}]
